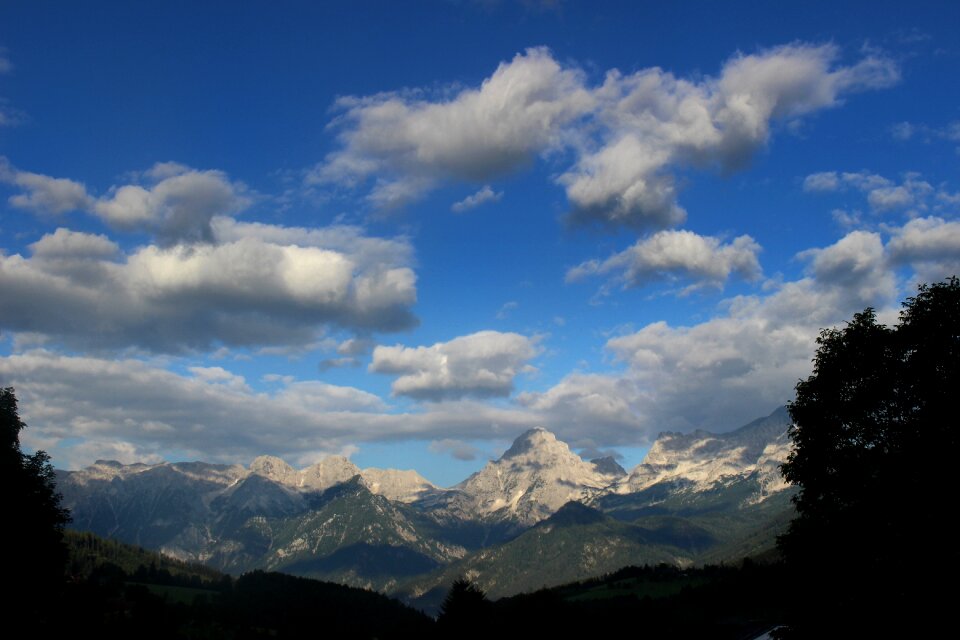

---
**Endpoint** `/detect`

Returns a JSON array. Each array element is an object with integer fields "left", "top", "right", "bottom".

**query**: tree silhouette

[
  {"left": 1, "top": 387, "right": 71, "bottom": 618},
  {"left": 778, "top": 277, "right": 960, "bottom": 635},
  {"left": 437, "top": 578, "right": 493, "bottom": 636}
]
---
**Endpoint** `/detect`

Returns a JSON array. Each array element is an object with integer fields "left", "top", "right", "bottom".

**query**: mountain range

[{"left": 57, "top": 406, "right": 795, "bottom": 604}]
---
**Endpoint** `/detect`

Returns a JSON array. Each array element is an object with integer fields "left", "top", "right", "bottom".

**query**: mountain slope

[
  {"left": 438, "top": 427, "right": 623, "bottom": 526},
  {"left": 399, "top": 501, "right": 716, "bottom": 609},
  {"left": 257, "top": 478, "right": 466, "bottom": 591},
  {"left": 59, "top": 407, "right": 796, "bottom": 598},
  {"left": 615, "top": 406, "right": 792, "bottom": 496}
]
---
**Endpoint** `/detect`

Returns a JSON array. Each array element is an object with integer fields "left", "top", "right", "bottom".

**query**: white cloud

[
  {"left": 4, "top": 220, "right": 951, "bottom": 465},
  {"left": 803, "top": 171, "right": 841, "bottom": 192},
  {"left": 92, "top": 164, "right": 250, "bottom": 243},
  {"left": 0, "top": 51, "right": 11, "bottom": 74},
  {"left": 517, "top": 373, "right": 645, "bottom": 442},
  {"left": 2, "top": 158, "right": 250, "bottom": 243},
  {"left": 529, "top": 228, "right": 903, "bottom": 440},
  {"left": 561, "top": 43, "right": 898, "bottom": 229},
  {"left": 887, "top": 216, "right": 960, "bottom": 282},
  {"left": 0, "top": 351, "right": 542, "bottom": 470},
  {"left": 276, "top": 380, "right": 386, "bottom": 412},
  {"left": 188, "top": 366, "right": 251, "bottom": 392},
  {"left": 451, "top": 185, "right": 503, "bottom": 212},
  {"left": 0, "top": 224, "right": 418, "bottom": 352},
  {"left": 310, "top": 47, "right": 594, "bottom": 206},
  {"left": 804, "top": 169, "right": 933, "bottom": 214},
  {"left": 309, "top": 44, "right": 896, "bottom": 228},
  {"left": 1, "top": 157, "right": 93, "bottom": 213},
  {"left": 567, "top": 229, "right": 761, "bottom": 293},
  {"left": 370, "top": 330, "right": 540, "bottom": 400},
  {"left": 798, "top": 230, "right": 896, "bottom": 300},
  {"left": 29, "top": 227, "right": 119, "bottom": 259}
]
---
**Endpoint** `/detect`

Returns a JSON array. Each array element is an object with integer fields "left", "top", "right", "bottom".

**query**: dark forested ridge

[
  {"left": 57, "top": 528, "right": 785, "bottom": 639},
  {"left": 54, "top": 530, "right": 434, "bottom": 638}
]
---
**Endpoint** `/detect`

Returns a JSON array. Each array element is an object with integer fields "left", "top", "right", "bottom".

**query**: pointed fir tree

[{"left": 1, "top": 387, "right": 71, "bottom": 618}]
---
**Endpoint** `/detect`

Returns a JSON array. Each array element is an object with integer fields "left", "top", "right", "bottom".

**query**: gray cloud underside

[
  {"left": 1, "top": 350, "right": 541, "bottom": 469},
  {"left": 0, "top": 221, "right": 417, "bottom": 352}
]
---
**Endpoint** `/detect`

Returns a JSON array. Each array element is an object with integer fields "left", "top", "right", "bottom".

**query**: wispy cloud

[{"left": 452, "top": 185, "right": 503, "bottom": 212}]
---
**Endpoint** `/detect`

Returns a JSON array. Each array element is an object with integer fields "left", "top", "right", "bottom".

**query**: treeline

[
  {"left": 49, "top": 529, "right": 788, "bottom": 639},
  {"left": 47, "top": 532, "right": 433, "bottom": 638},
  {"left": 437, "top": 561, "right": 787, "bottom": 639},
  {"left": 66, "top": 530, "right": 226, "bottom": 587}
]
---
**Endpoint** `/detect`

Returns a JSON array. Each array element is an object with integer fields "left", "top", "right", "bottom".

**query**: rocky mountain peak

[
  {"left": 360, "top": 468, "right": 437, "bottom": 503},
  {"left": 301, "top": 456, "right": 362, "bottom": 490},
  {"left": 590, "top": 456, "right": 627, "bottom": 477},
  {"left": 250, "top": 455, "right": 298, "bottom": 484},
  {"left": 501, "top": 427, "right": 563, "bottom": 458},
  {"left": 453, "top": 427, "right": 619, "bottom": 526},
  {"left": 616, "top": 406, "right": 793, "bottom": 496}
]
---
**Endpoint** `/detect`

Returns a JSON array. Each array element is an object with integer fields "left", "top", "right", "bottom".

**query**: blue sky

[{"left": 1, "top": 1, "right": 958, "bottom": 486}]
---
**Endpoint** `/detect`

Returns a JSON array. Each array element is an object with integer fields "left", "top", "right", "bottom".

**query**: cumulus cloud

[
  {"left": 93, "top": 164, "right": 249, "bottom": 243},
  {"left": 314, "top": 43, "right": 896, "bottom": 225},
  {"left": 0, "top": 223, "right": 417, "bottom": 352},
  {"left": 0, "top": 157, "right": 93, "bottom": 213},
  {"left": 0, "top": 351, "right": 542, "bottom": 471},
  {"left": 517, "top": 373, "right": 645, "bottom": 440},
  {"left": 1, "top": 158, "right": 249, "bottom": 243},
  {"left": 797, "top": 230, "right": 896, "bottom": 300},
  {"left": 29, "top": 227, "right": 119, "bottom": 259},
  {"left": 567, "top": 229, "right": 761, "bottom": 293},
  {"left": 310, "top": 47, "right": 594, "bottom": 206},
  {"left": 887, "top": 216, "right": 960, "bottom": 282},
  {"left": 803, "top": 169, "right": 933, "bottom": 214},
  {"left": 370, "top": 330, "right": 540, "bottom": 400},
  {"left": 525, "top": 228, "right": 905, "bottom": 442},
  {"left": 803, "top": 171, "right": 842, "bottom": 192},
  {"left": 451, "top": 185, "right": 503, "bottom": 212},
  {"left": 561, "top": 43, "right": 898, "bottom": 229}
]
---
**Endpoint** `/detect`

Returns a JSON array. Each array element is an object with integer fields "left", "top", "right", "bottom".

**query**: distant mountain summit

[
  {"left": 58, "top": 407, "right": 794, "bottom": 600},
  {"left": 449, "top": 426, "right": 625, "bottom": 526},
  {"left": 615, "top": 406, "right": 793, "bottom": 496},
  {"left": 246, "top": 455, "right": 437, "bottom": 503}
]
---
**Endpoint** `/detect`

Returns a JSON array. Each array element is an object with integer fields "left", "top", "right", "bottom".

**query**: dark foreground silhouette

[{"left": 46, "top": 530, "right": 789, "bottom": 639}]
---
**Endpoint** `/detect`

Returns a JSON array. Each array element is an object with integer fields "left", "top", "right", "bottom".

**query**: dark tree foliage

[
  {"left": 437, "top": 578, "right": 493, "bottom": 637},
  {"left": 1, "top": 387, "right": 71, "bottom": 619},
  {"left": 778, "top": 277, "right": 960, "bottom": 636}
]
